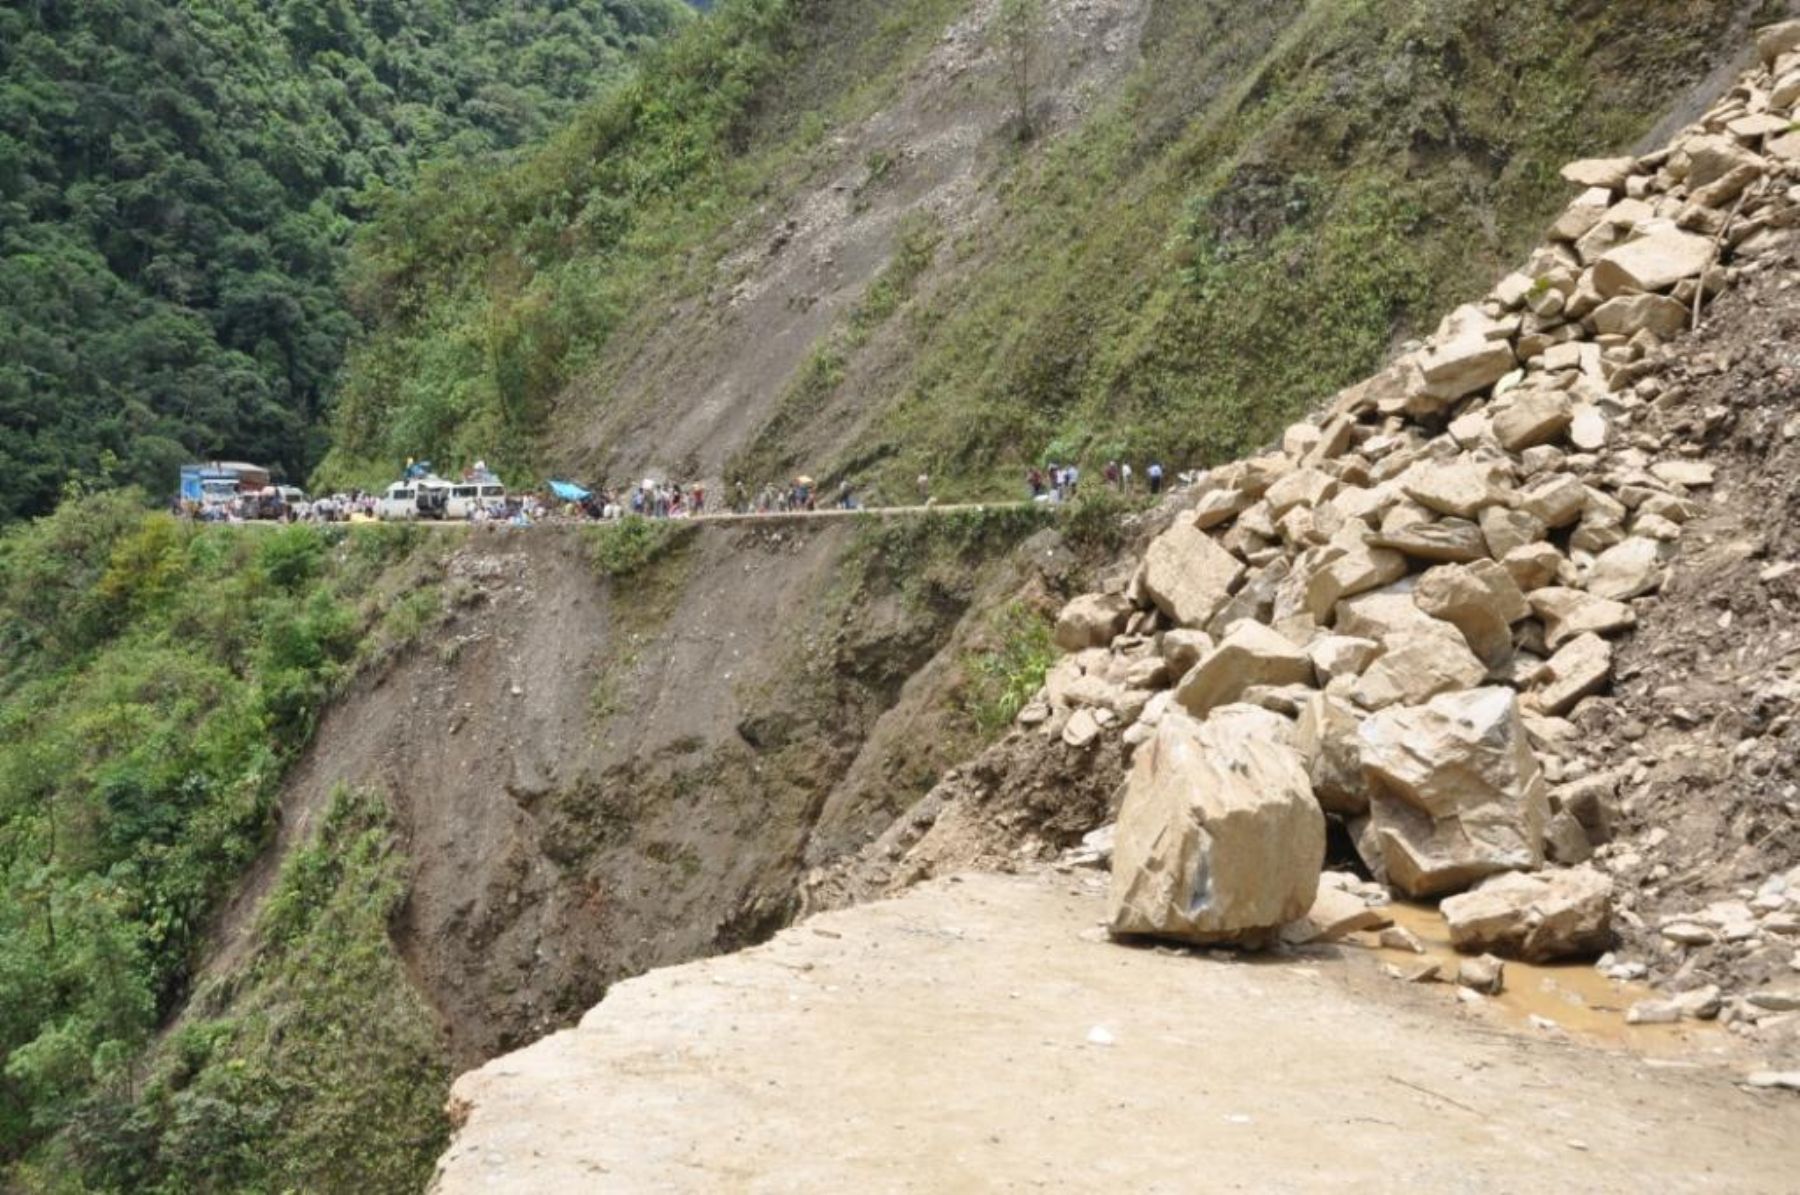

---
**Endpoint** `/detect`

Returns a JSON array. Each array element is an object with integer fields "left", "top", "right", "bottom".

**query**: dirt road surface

[{"left": 433, "top": 870, "right": 1800, "bottom": 1193}]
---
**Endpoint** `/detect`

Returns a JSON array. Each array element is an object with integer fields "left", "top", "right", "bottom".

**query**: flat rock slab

[{"left": 434, "top": 872, "right": 1800, "bottom": 1194}]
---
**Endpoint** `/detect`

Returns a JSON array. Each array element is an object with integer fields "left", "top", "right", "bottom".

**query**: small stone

[
  {"left": 1747, "top": 987, "right": 1800, "bottom": 1012},
  {"left": 1626, "top": 999, "right": 1682, "bottom": 1025},
  {"left": 1062, "top": 709, "right": 1103, "bottom": 749},
  {"left": 1379, "top": 926, "right": 1427, "bottom": 955},
  {"left": 1745, "top": 1071, "right": 1800, "bottom": 1091},
  {"left": 1649, "top": 460, "right": 1716, "bottom": 489},
  {"left": 1673, "top": 985, "right": 1723, "bottom": 1020},
  {"left": 1660, "top": 922, "right": 1717, "bottom": 946},
  {"left": 1458, "top": 954, "right": 1506, "bottom": 995},
  {"left": 1560, "top": 157, "right": 1635, "bottom": 190}
]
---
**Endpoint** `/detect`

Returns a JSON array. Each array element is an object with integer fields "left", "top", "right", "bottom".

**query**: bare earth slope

[
  {"left": 434, "top": 870, "right": 1800, "bottom": 1193},
  {"left": 189, "top": 515, "right": 1066, "bottom": 1065}
]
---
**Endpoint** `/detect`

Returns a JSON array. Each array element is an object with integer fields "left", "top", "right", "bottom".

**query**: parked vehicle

[
  {"left": 375, "top": 476, "right": 452, "bottom": 520},
  {"left": 447, "top": 481, "right": 507, "bottom": 519},
  {"left": 178, "top": 461, "right": 272, "bottom": 511}
]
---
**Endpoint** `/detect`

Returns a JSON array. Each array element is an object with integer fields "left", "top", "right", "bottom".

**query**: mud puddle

[{"left": 1359, "top": 903, "right": 1719, "bottom": 1055}]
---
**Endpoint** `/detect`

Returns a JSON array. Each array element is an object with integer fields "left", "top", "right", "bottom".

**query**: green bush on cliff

[
  {"left": 45, "top": 786, "right": 450, "bottom": 1195},
  {"left": 0, "top": 495, "right": 436, "bottom": 1174}
]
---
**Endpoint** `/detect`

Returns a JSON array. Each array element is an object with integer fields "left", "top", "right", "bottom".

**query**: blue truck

[{"left": 178, "top": 461, "right": 271, "bottom": 511}]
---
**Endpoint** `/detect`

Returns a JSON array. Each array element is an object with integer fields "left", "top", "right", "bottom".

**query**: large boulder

[
  {"left": 1584, "top": 537, "right": 1665, "bottom": 601},
  {"left": 1590, "top": 294, "right": 1691, "bottom": 338},
  {"left": 1412, "top": 560, "right": 1530, "bottom": 667},
  {"left": 1560, "top": 157, "right": 1634, "bottom": 190},
  {"left": 1401, "top": 462, "right": 1510, "bottom": 520},
  {"left": 1358, "top": 688, "right": 1550, "bottom": 898},
  {"left": 1175, "top": 621, "right": 1312, "bottom": 718},
  {"left": 1492, "top": 391, "right": 1573, "bottom": 453},
  {"left": 1592, "top": 228, "right": 1716, "bottom": 297},
  {"left": 1108, "top": 708, "right": 1326, "bottom": 946},
  {"left": 1529, "top": 587, "right": 1637, "bottom": 649},
  {"left": 1294, "top": 692, "right": 1370, "bottom": 816},
  {"left": 1142, "top": 521, "right": 1245, "bottom": 628},
  {"left": 1680, "top": 133, "right": 1766, "bottom": 190},
  {"left": 1335, "top": 589, "right": 1441, "bottom": 641},
  {"left": 1416, "top": 336, "right": 1517, "bottom": 406},
  {"left": 1369, "top": 519, "right": 1489, "bottom": 563},
  {"left": 1349, "top": 623, "right": 1487, "bottom": 710},
  {"left": 1440, "top": 867, "right": 1614, "bottom": 961},
  {"left": 1054, "top": 593, "right": 1132, "bottom": 652},
  {"left": 1295, "top": 532, "right": 1406, "bottom": 623},
  {"left": 1760, "top": 18, "right": 1800, "bottom": 65},
  {"left": 1533, "top": 632, "right": 1612, "bottom": 716}
]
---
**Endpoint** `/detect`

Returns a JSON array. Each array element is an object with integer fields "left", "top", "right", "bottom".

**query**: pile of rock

[{"left": 1033, "top": 23, "right": 1800, "bottom": 962}]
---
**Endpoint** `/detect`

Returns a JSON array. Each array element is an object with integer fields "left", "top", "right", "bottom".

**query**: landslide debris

[{"left": 833, "top": 18, "right": 1800, "bottom": 1061}]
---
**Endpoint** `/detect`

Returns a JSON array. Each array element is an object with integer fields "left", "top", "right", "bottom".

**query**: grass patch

[
  {"left": 961, "top": 599, "right": 1057, "bottom": 734},
  {"left": 583, "top": 516, "right": 695, "bottom": 580}
]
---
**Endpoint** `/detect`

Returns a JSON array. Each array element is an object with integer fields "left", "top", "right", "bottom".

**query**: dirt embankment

[
  {"left": 198, "top": 515, "right": 1076, "bottom": 1065},
  {"left": 1568, "top": 263, "right": 1800, "bottom": 1049}
]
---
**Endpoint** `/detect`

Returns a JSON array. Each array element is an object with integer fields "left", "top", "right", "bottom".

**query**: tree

[{"left": 998, "top": 0, "right": 1046, "bottom": 141}]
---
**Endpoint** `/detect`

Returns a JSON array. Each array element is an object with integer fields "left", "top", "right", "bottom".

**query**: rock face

[
  {"left": 1358, "top": 688, "right": 1549, "bottom": 897},
  {"left": 1109, "top": 709, "right": 1325, "bottom": 945},
  {"left": 1440, "top": 867, "right": 1614, "bottom": 961}
]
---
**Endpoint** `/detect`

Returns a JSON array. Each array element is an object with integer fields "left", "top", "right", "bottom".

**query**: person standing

[
  {"left": 1120, "top": 461, "right": 1133, "bottom": 493},
  {"left": 1148, "top": 461, "right": 1164, "bottom": 496},
  {"left": 916, "top": 472, "right": 930, "bottom": 505}
]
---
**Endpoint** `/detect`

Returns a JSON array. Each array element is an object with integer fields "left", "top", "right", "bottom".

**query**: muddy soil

[
  {"left": 1563, "top": 254, "right": 1800, "bottom": 1059},
  {"left": 434, "top": 869, "right": 1800, "bottom": 1194}
]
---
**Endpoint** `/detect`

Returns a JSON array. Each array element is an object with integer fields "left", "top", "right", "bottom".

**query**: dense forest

[{"left": 0, "top": 0, "right": 691, "bottom": 522}]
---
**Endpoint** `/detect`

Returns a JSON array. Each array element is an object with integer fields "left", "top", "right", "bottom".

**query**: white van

[
  {"left": 447, "top": 481, "right": 507, "bottom": 519},
  {"left": 375, "top": 477, "right": 450, "bottom": 520},
  {"left": 375, "top": 481, "right": 420, "bottom": 520}
]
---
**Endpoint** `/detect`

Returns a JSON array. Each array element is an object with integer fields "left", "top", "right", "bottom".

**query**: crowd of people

[
  {"left": 1025, "top": 459, "right": 1165, "bottom": 502},
  {"left": 176, "top": 454, "right": 1180, "bottom": 526}
]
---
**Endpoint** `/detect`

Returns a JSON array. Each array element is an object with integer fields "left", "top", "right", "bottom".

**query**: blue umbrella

[{"left": 548, "top": 479, "right": 591, "bottom": 502}]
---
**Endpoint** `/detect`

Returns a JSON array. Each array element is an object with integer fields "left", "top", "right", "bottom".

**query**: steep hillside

[
  {"left": 434, "top": 18, "right": 1800, "bottom": 1188},
  {"left": 0, "top": 0, "right": 688, "bottom": 520},
  {"left": 0, "top": 501, "right": 454, "bottom": 1186},
  {"left": 0, "top": 502, "right": 1074, "bottom": 1191},
  {"left": 328, "top": 0, "right": 1765, "bottom": 502},
  {"left": 5, "top": 1, "right": 1793, "bottom": 1190}
]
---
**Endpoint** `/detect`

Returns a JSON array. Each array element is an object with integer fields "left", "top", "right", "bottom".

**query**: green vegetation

[
  {"left": 40, "top": 786, "right": 450, "bottom": 1194},
  {"left": 326, "top": 0, "right": 1743, "bottom": 503},
  {"left": 997, "top": 0, "right": 1046, "bottom": 140},
  {"left": 583, "top": 516, "right": 696, "bottom": 579},
  {"left": 322, "top": 0, "right": 969, "bottom": 484},
  {"left": 0, "top": 0, "right": 689, "bottom": 520},
  {"left": 847, "top": 505, "right": 1052, "bottom": 615},
  {"left": 857, "top": 0, "right": 1744, "bottom": 496},
  {"left": 961, "top": 599, "right": 1056, "bottom": 734},
  {"left": 0, "top": 496, "right": 439, "bottom": 1178}
]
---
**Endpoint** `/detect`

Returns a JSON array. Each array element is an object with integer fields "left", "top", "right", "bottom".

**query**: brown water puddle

[{"left": 1359, "top": 903, "right": 1717, "bottom": 1056}]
